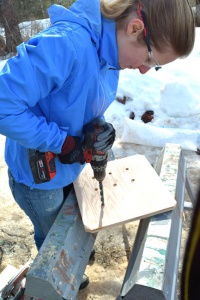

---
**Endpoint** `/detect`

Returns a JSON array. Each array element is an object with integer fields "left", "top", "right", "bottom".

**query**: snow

[{"left": 0, "top": 23, "right": 200, "bottom": 153}]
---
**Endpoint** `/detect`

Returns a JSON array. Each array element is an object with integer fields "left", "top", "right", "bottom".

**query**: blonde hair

[{"left": 100, "top": 0, "right": 195, "bottom": 57}]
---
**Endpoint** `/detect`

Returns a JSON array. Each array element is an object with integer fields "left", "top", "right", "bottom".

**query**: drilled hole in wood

[
  {"left": 109, "top": 172, "right": 112, "bottom": 175},
  {"left": 95, "top": 188, "right": 98, "bottom": 191},
  {"left": 92, "top": 177, "right": 95, "bottom": 179},
  {"left": 126, "top": 168, "right": 129, "bottom": 170},
  {"left": 131, "top": 179, "right": 135, "bottom": 182},
  {"left": 113, "top": 183, "right": 117, "bottom": 186}
]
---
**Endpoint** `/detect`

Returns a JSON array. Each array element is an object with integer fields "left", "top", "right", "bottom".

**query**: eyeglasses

[
  {"left": 136, "top": 3, "right": 161, "bottom": 71},
  {"left": 143, "top": 51, "right": 162, "bottom": 71}
]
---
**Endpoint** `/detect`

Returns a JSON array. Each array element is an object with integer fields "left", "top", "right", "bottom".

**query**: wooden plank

[{"left": 74, "top": 155, "right": 176, "bottom": 233}]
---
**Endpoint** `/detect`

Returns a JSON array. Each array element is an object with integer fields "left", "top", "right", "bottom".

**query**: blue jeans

[{"left": 8, "top": 170, "right": 68, "bottom": 250}]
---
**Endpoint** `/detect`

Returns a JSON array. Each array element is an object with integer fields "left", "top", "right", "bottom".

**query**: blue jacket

[{"left": 0, "top": 0, "right": 119, "bottom": 189}]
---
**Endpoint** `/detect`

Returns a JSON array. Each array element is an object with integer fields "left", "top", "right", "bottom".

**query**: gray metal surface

[
  {"left": 25, "top": 188, "right": 95, "bottom": 300},
  {"left": 118, "top": 144, "right": 186, "bottom": 300},
  {"left": 163, "top": 150, "right": 185, "bottom": 299}
]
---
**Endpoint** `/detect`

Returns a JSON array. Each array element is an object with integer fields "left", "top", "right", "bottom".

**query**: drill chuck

[{"left": 90, "top": 155, "right": 107, "bottom": 182}]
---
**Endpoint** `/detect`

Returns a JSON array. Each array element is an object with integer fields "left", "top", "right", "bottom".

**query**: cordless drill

[
  {"left": 28, "top": 118, "right": 108, "bottom": 205},
  {"left": 83, "top": 118, "right": 108, "bottom": 206}
]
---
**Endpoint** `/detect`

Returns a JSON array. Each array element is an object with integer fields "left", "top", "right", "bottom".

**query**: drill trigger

[{"left": 84, "top": 149, "right": 93, "bottom": 163}]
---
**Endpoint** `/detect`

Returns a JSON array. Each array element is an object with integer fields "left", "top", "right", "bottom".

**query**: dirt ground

[{"left": 0, "top": 133, "right": 200, "bottom": 299}]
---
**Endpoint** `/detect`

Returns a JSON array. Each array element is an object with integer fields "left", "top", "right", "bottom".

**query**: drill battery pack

[{"left": 28, "top": 149, "right": 56, "bottom": 184}]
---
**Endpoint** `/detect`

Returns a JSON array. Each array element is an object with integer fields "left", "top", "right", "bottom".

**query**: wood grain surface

[{"left": 74, "top": 155, "right": 176, "bottom": 232}]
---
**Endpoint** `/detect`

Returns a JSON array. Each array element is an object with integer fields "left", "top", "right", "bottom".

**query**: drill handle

[
  {"left": 82, "top": 117, "right": 107, "bottom": 163},
  {"left": 82, "top": 129, "right": 96, "bottom": 163}
]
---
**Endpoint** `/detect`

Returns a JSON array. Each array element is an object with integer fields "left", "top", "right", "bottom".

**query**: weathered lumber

[{"left": 25, "top": 189, "right": 95, "bottom": 300}]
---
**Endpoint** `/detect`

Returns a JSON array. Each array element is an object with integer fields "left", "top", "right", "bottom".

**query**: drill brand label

[
  {"left": 38, "top": 159, "right": 44, "bottom": 168},
  {"left": 37, "top": 159, "right": 47, "bottom": 180}
]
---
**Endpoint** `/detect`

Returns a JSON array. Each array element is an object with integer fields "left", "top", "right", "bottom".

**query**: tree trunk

[
  {"left": 0, "top": 0, "right": 22, "bottom": 53},
  {"left": 39, "top": 0, "right": 45, "bottom": 18},
  {"left": 0, "top": 34, "right": 7, "bottom": 56},
  {"left": 196, "top": 3, "right": 200, "bottom": 27}
]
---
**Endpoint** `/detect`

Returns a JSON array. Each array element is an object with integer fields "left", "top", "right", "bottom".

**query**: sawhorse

[
  {"left": 24, "top": 144, "right": 192, "bottom": 300},
  {"left": 117, "top": 144, "right": 193, "bottom": 300}
]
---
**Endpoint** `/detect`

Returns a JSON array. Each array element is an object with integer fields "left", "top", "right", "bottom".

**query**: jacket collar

[{"left": 99, "top": 17, "right": 120, "bottom": 70}]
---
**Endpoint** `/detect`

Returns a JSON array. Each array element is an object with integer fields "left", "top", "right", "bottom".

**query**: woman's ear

[{"left": 127, "top": 19, "right": 144, "bottom": 37}]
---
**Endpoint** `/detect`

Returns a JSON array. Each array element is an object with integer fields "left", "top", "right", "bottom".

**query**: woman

[
  {"left": 102, "top": 0, "right": 195, "bottom": 73},
  {"left": 0, "top": 0, "right": 195, "bottom": 290}
]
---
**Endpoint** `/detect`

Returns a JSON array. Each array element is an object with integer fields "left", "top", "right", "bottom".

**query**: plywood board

[{"left": 74, "top": 155, "right": 176, "bottom": 232}]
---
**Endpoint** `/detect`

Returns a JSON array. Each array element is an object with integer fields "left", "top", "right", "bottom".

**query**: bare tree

[
  {"left": 0, "top": 0, "right": 22, "bottom": 53},
  {"left": 0, "top": 34, "right": 6, "bottom": 56},
  {"left": 0, "top": 0, "right": 76, "bottom": 55},
  {"left": 39, "top": 0, "right": 46, "bottom": 18},
  {"left": 196, "top": 0, "right": 200, "bottom": 26}
]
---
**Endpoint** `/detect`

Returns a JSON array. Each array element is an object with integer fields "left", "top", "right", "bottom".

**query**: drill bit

[{"left": 99, "top": 181, "right": 104, "bottom": 206}]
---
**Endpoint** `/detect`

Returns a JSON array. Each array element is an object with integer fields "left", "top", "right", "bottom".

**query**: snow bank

[{"left": 121, "top": 118, "right": 199, "bottom": 151}]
